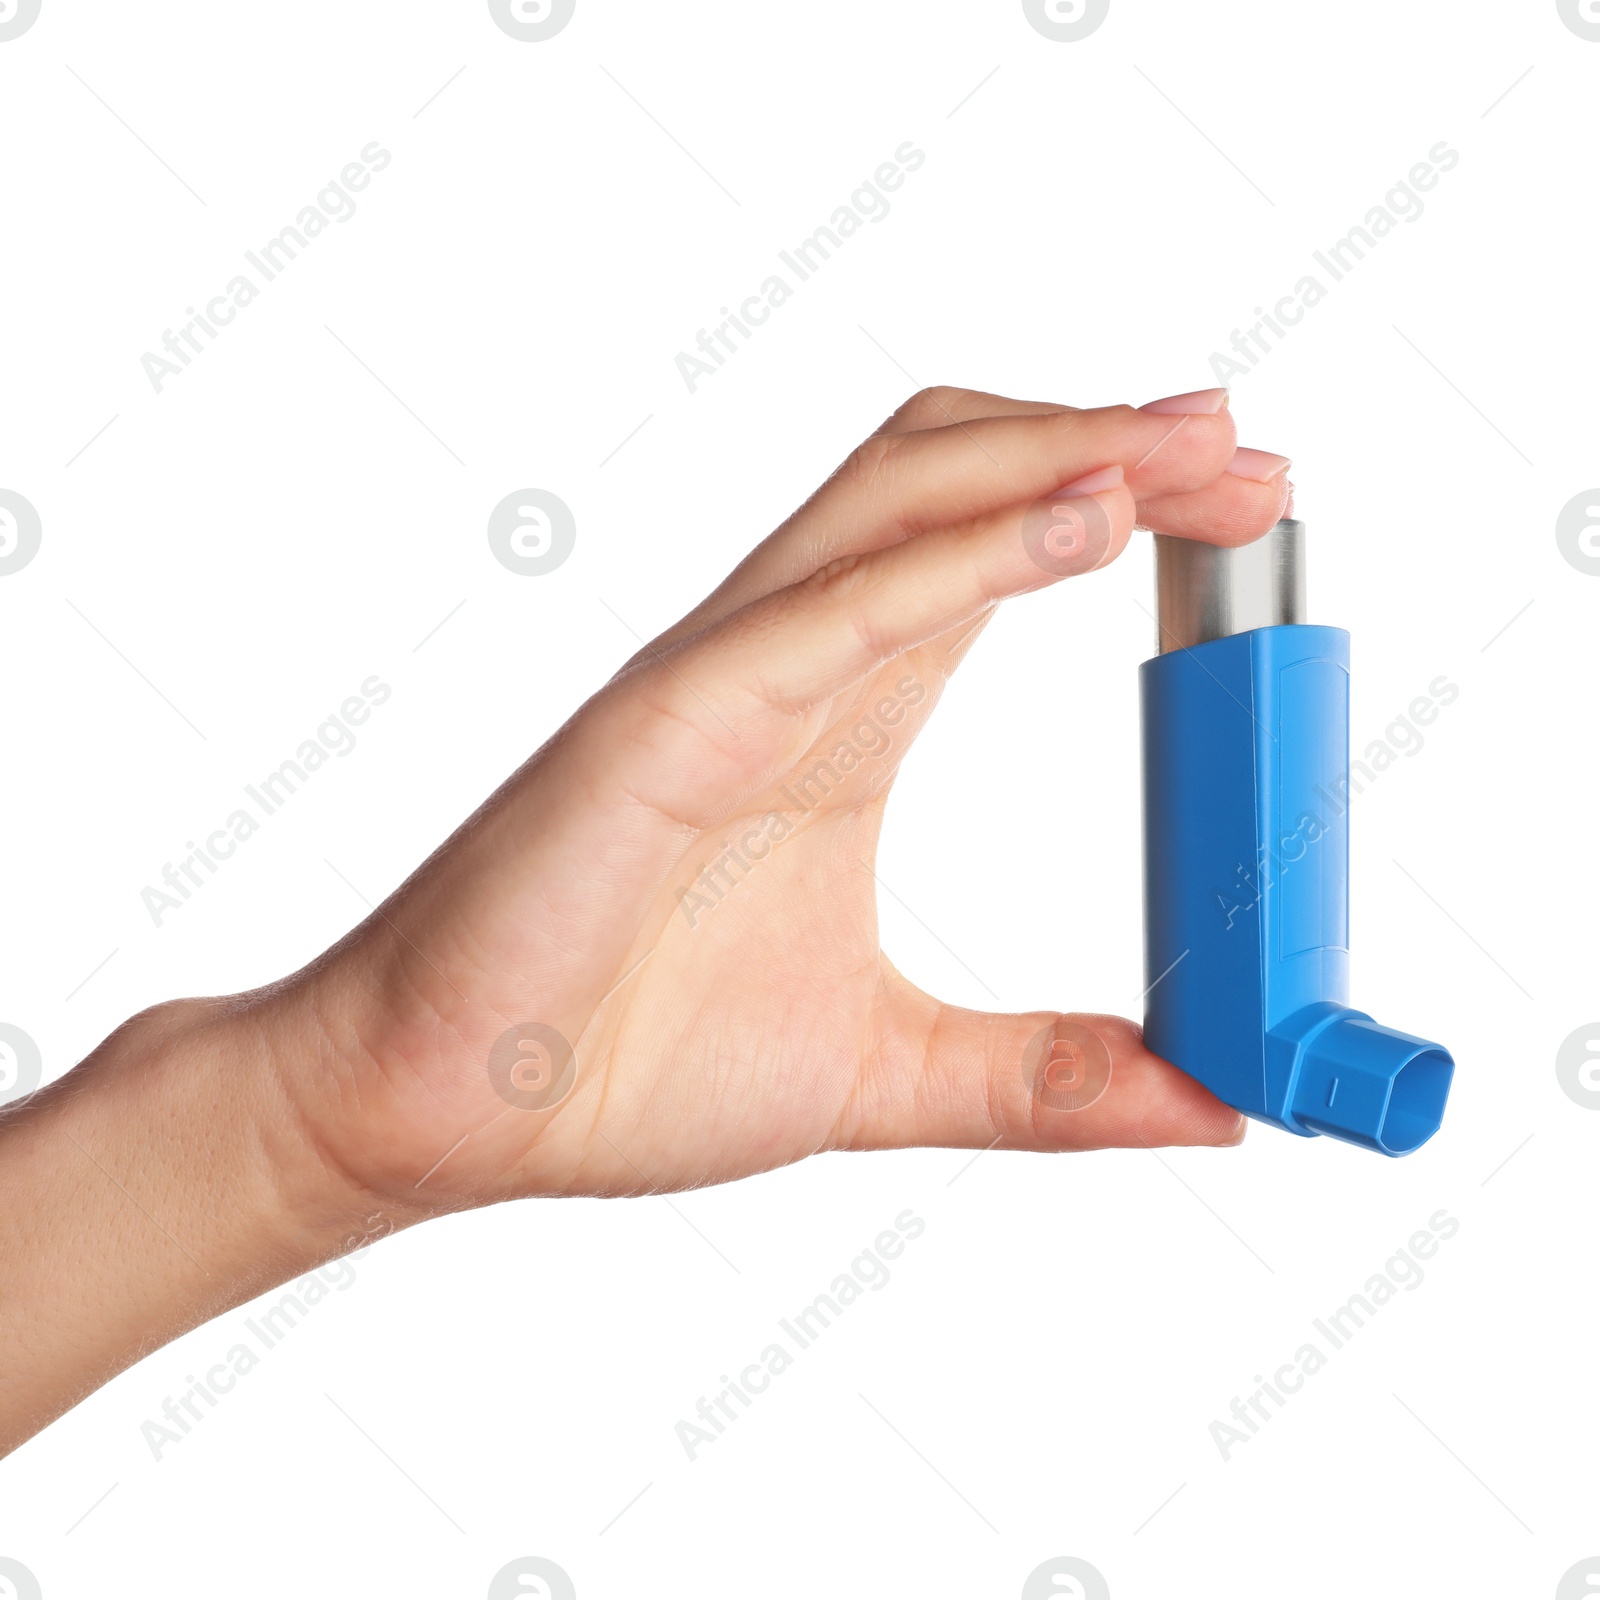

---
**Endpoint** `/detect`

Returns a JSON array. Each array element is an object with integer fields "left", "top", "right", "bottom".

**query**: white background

[{"left": 1, "top": 1, "right": 1595, "bottom": 1596}]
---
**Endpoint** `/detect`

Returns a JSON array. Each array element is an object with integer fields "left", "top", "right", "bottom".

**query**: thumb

[{"left": 842, "top": 967, "right": 1247, "bottom": 1154}]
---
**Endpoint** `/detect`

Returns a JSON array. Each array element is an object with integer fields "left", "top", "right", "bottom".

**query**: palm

[
  {"left": 593, "top": 656, "right": 942, "bottom": 1184},
  {"left": 595, "top": 785, "right": 889, "bottom": 1189},
  {"left": 296, "top": 650, "right": 950, "bottom": 1210}
]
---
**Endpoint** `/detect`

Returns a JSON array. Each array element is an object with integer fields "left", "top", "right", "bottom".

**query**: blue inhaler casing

[{"left": 1139, "top": 518, "right": 1453, "bottom": 1156}]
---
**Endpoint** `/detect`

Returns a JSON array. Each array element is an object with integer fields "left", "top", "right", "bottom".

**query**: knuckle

[
  {"left": 800, "top": 553, "right": 892, "bottom": 657},
  {"left": 843, "top": 594, "right": 892, "bottom": 663},
  {"left": 888, "top": 385, "right": 965, "bottom": 430},
  {"left": 839, "top": 431, "right": 902, "bottom": 492}
]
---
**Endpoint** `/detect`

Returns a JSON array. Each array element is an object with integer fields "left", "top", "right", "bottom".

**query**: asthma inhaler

[{"left": 1139, "top": 518, "right": 1454, "bottom": 1156}]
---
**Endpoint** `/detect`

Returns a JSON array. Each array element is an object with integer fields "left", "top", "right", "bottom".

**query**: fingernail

[
  {"left": 1227, "top": 447, "right": 1292, "bottom": 483},
  {"left": 1138, "top": 387, "right": 1229, "bottom": 416},
  {"left": 1284, "top": 479, "right": 1296, "bottom": 516},
  {"left": 1055, "top": 464, "right": 1125, "bottom": 496}
]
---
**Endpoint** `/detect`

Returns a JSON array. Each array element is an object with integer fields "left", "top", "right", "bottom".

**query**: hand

[
  {"left": 262, "top": 384, "right": 1288, "bottom": 1212},
  {"left": 0, "top": 384, "right": 1290, "bottom": 1452}
]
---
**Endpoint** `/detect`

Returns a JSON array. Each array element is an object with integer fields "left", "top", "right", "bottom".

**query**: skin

[{"left": 0, "top": 385, "right": 1290, "bottom": 1455}]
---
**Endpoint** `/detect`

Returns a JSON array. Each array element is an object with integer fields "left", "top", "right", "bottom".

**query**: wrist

[
  {"left": 167, "top": 992, "right": 402, "bottom": 1261},
  {"left": 0, "top": 993, "right": 390, "bottom": 1454}
]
